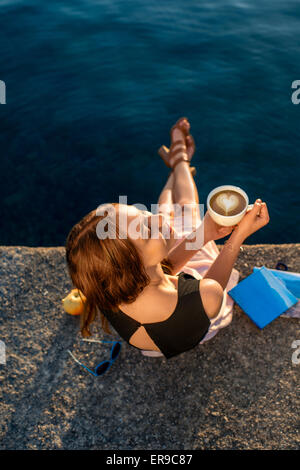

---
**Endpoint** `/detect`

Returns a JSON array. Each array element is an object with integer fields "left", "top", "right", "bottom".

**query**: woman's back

[
  {"left": 102, "top": 272, "right": 218, "bottom": 358},
  {"left": 119, "top": 274, "right": 180, "bottom": 324},
  {"left": 118, "top": 273, "right": 181, "bottom": 352}
]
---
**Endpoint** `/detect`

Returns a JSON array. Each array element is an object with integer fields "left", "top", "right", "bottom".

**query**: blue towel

[
  {"left": 253, "top": 267, "right": 300, "bottom": 299},
  {"left": 228, "top": 266, "right": 298, "bottom": 329}
]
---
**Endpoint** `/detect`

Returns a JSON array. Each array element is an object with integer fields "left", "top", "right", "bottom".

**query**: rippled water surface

[{"left": 0, "top": 0, "right": 299, "bottom": 245}]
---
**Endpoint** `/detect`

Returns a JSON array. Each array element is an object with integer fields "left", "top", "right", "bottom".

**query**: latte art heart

[
  {"left": 215, "top": 193, "right": 239, "bottom": 214},
  {"left": 209, "top": 189, "right": 247, "bottom": 217}
]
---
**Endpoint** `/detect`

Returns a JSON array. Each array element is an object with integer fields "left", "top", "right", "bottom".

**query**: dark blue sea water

[{"left": 0, "top": 0, "right": 299, "bottom": 246}]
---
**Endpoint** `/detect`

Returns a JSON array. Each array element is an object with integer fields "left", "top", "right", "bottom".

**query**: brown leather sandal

[
  {"left": 158, "top": 133, "right": 196, "bottom": 175},
  {"left": 171, "top": 116, "right": 190, "bottom": 136},
  {"left": 158, "top": 117, "right": 190, "bottom": 168},
  {"left": 168, "top": 139, "right": 190, "bottom": 170},
  {"left": 158, "top": 117, "right": 196, "bottom": 172}
]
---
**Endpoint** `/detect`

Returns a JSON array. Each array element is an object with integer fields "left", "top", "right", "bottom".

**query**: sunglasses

[{"left": 67, "top": 339, "right": 121, "bottom": 377}]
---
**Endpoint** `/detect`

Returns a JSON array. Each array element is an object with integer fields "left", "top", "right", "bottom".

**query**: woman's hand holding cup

[
  {"left": 206, "top": 185, "right": 270, "bottom": 244},
  {"left": 203, "top": 212, "right": 235, "bottom": 244},
  {"left": 233, "top": 199, "right": 270, "bottom": 242}
]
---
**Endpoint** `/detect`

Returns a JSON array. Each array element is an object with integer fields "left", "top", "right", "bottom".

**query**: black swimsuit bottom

[{"left": 101, "top": 271, "right": 211, "bottom": 359}]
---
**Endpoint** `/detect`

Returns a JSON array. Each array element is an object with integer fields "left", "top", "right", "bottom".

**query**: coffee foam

[
  {"left": 215, "top": 193, "right": 240, "bottom": 215},
  {"left": 209, "top": 189, "right": 246, "bottom": 217}
]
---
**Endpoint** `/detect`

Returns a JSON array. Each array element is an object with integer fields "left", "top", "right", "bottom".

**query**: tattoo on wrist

[
  {"left": 223, "top": 240, "right": 234, "bottom": 252},
  {"left": 223, "top": 237, "right": 244, "bottom": 253}
]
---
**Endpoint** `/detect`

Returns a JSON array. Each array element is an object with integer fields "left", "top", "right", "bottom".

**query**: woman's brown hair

[{"left": 65, "top": 203, "right": 173, "bottom": 337}]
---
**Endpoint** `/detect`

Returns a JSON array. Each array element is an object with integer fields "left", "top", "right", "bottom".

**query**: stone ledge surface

[{"left": 0, "top": 244, "right": 299, "bottom": 450}]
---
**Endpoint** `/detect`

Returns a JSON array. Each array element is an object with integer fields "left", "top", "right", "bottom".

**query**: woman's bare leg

[
  {"left": 158, "top": 171, "right": 174, "bottom": 207},
  {"left": 191, "top": 174, "right": 199, "bottom": 205},
  {"left": 159, "top": 142, "right": 199, "bottom": 205},
  {"left": 170, "top": 128, "right": 201, "bottom": 228},
  {"left": 170, "top": 129, "right": 198, "bottom": 205},
  {"left": 157, "top": 164, "right": 199, "bottom": 207},
  {"left": 157, "top": 172, "right": 175, "bottom": 226}
]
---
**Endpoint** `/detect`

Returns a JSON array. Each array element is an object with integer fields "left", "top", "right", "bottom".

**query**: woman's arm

[
  {"left": 167, "top": 212, "right": 234, "bottom": 274},
  {"left": 168, "top": 200, "right": 270, "bottom": 280},
  {"left": 203, "top": 201, "right": 270, "bottom": 289},
  {"left": 203, "top": 229, "right": 244, "bottom": 289}
]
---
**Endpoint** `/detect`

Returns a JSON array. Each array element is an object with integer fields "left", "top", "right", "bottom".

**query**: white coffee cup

[{"left": 207, "top": 185, "right": 254, "bottom": 227}]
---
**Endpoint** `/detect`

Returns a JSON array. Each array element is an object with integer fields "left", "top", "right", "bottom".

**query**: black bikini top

[{"left": 101, "top": 271, "right": 211, "bottom": 359}]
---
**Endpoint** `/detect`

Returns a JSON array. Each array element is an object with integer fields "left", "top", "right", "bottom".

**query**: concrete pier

[{"left": 0, "top": 244, "right": 299, "bottom": 449}]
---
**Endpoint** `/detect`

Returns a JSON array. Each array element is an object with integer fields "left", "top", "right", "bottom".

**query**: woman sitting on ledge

[{"left": 65, "top": 117, "right": 269, "bottom": 359}]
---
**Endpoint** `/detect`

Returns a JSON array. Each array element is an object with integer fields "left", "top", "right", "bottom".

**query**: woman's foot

[
  {"left": 158, "top": 118, "right": 196, "bottom": 169},
  {"left": 159, "top": 144, "right": 196, "bottom": 176},
  {"left": 158, "top": 135, "right": 196, "bottom": 169},
  {"left": 168, "top": 118, "right": 191, "bottom": 170}
]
